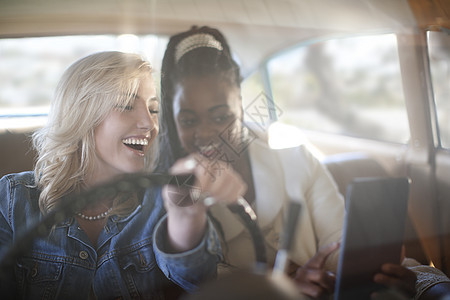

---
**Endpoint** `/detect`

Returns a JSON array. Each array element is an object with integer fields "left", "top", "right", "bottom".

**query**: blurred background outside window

[
  {"left": 0, "top": 34, "right": 168, "bottom": 129},
  {"left": 262, "top": 33, "right": 409, "bottom": 144}
]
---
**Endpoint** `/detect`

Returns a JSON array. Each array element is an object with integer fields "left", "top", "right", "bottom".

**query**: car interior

[{"left": 1, "top": 0, "right": 450, "bottom": 298}]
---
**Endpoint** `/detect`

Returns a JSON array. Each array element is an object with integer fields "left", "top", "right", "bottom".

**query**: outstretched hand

[
  {"left": 293, "top": 242, "right": 340, "bottom": 298},
  {"left": 163, "top": 153, "right": 247, "bottom": 208},
  {"left": 162, "top": 153, "right": 247, "bottom": 252}
]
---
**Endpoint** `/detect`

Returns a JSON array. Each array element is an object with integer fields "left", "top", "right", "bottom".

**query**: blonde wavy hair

[{"left": 32, "top": 51, "right": 158, "bottom": 214}]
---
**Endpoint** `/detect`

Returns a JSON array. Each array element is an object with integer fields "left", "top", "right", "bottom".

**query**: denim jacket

[{"left": 0, "top": 172, "right": 221, "bottom": 299}]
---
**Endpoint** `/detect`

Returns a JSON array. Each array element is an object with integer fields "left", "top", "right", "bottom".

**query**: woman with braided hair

[{"left": 157, "top": 26, "right": 422, "bottom": 299}]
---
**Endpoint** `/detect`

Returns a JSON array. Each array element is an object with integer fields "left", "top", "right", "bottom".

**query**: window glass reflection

[
  {"left": 0, "top": 35, "right": 168, "bottom": 129},
  {"left": 428, "top": 30, "right": 450, "bottom": 149},
  {"left": 267, "top": 34, "right": 409, "bottom": 144}
]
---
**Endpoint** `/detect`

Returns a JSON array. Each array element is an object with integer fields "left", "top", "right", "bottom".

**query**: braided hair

[
  {"left": 159, "top": 27, "right": 253, "bottom": 264},
  {"left": 158, "top": 25, "right": 243, "bottom": 172}
]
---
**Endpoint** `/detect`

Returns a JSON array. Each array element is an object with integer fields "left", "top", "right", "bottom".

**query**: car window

[
  {"left": 264, "top": 33, "right": 409, "bottom": 144},
  {"left": 0, "top": 34, "right": 168, "bottom": 129},
  {"left": 428, "top": 30, "right": 450, "bottom": 149},
  {"left": 241, "top": 70, "right": 275, "bottom": 128}
]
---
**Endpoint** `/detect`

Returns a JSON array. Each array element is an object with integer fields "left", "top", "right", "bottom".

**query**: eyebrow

[
  {"left": 179, "top": 104, "right": 229, "bottom": 114},
  {"left": 131, "top": 93, "right": 159, "bottom": 103},
  {"left": 208, "top": 104, "right": 229, "bottom": 112}
]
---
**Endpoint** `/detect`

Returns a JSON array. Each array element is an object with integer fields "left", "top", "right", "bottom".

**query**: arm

[
  {"left": 162, "top": 187, "right": 208, "bottom": 252},
  {"left": 0, "top": 212, "right": 16, "bottom": 295},
  {"left": 276, "top": 146, "right": 343, "bottom": 297},
  {"left": 419, "top": 282, "right": 450, "bottom": 300},
  {"left": 0, "top": 175, "right": 17, "bottom": 295},
  {"left": 154, "top": 154, "right": 246, "bottom": 291},
  {"left": 403, "top": 257, "right": 450, "bottom": 300},
  {"left": 153, "top": 215, "right": 222, "bottom": 293},
  {"left": 301, "top": 146, "right": 344, "bottom": 271},
  {"left": 280, "top": 145, "right": 344, "bottom": 269}
]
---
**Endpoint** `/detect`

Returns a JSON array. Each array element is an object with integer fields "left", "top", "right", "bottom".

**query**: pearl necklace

[{"left": 76, "top": 207, "right": 113, "bottom": 221}]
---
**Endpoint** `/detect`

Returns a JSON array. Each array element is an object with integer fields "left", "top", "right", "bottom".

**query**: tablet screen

[{"left": 334, "top": 177, "right": 410, "bottom": 300}]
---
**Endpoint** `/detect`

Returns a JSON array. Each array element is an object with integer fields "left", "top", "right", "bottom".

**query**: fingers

[
  {"left": 191, "top": 154, "right": 246, "bottom": 204},
  {"left": 201, "top": 167, "right": 247, "bottom": 204},
  {"left": 167, "top": 154, "right": 247, "bottom": 206},
  {"left": 168, "top": 156, "right": 198, "bottom": 174},
  {"left": 294, "top": 267, "right": 336, "bottom": 298},
  {"left": 380, "top": 263, "right": 416, "bottom": 279},
  {"left": 292, "top": 242, "right": 340, "bottom": 298},
  {"left": 305, "top": 242, "right": 340, "bottom": 269},
  {"left": 296, "top": 281, "right": 328, "bottom": 299},
  {"left": 302, "top": 269, "right": 336, "bottom": 290},
  {"left": 373, "top": 263, "right": 416, "bottom": 298}
]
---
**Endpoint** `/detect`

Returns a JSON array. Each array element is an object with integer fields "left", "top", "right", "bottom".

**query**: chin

[{"left": 121, "top": 163, "right": 146, "bottom": 174}]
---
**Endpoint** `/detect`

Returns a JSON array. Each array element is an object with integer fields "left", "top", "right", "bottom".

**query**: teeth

[
  {"left": 122, "top": 138, "right": 148, "bottom": 146},
  {"left": 200, "top": 144, "right": 218, "bottom": 151},
  {"left": 199, "top": 144, "right": 220, "bottom": 153}
]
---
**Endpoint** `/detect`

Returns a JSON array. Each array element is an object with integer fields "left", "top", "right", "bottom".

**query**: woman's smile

[{"left": 122, "top": 135, "right": 151, "bottom": 157}]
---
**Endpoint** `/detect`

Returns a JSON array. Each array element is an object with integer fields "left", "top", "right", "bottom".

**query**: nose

[
  {"left": 136, "top": 106, "right": 156, "bottom": 131},
  {"left": 194, "top": 123, "right": 217, "bottom": 144}
]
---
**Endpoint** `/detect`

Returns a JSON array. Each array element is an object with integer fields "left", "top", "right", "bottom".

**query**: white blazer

[{"left": 209, "top": 133, "right": 345, "bottom": 272}]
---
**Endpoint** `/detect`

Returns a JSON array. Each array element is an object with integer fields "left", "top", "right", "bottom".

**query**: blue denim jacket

[{"left": 0, "top": 172, "right": 221, "bottom": 299}]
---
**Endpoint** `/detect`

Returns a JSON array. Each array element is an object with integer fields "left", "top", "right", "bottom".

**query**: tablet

[{"left": 334, "top": 177, "right": 410, "bottom": 300}]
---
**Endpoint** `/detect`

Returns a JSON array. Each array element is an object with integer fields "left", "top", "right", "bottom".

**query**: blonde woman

[{"left": 0, "top": 51, "right": 246, "bottom": 299}]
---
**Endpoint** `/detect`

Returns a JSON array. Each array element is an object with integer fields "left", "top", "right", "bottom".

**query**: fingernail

[
  {"left": 184, "top": 158, "right": 197, "bottom": 170},
  {"left": 330, "top": 241, "right": 339, "bottom": 248},
  {"left": 189, "top": 188, "right": 202, "bottom": 202},
  {"left": 203, "top": 196, "right": 217, "bottom": 206}
]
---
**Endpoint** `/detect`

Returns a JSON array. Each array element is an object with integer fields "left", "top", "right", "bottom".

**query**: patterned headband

[{"left": 174, "top": 33, "right": 223, "bottom": 63}]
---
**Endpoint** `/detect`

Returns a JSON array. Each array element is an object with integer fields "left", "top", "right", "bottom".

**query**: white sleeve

[{"left": 277, "top": 145, "right": 345, "bottom": 271}]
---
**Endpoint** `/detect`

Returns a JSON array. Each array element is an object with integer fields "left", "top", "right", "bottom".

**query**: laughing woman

[{"left": 0, "top": 51, "right": 246, "bottom": 299}]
